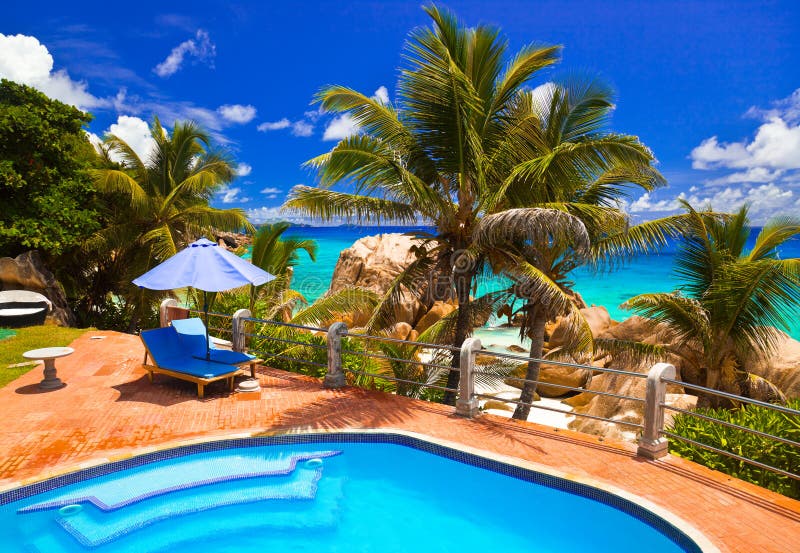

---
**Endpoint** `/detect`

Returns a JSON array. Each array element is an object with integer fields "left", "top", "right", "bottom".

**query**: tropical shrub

[
  {"left": 668, "top": 399, "right": 800, "bottom": 499},
  {"left": 0, "top": 80, "right": 99, "bottom": 258}
]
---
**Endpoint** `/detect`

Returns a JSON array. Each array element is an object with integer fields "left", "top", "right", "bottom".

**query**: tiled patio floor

[{"left": 0, "top": 331, "right": 798, "bottom": 551}]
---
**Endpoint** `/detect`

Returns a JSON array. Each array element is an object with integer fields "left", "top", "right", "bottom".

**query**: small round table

[{"left": 22, "top": 347, "right": 73, "bottom": 390}]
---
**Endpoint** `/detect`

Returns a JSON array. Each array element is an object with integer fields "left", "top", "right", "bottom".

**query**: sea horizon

[{"left": 250, "top": 224, "right": 800, "bottom": 342}]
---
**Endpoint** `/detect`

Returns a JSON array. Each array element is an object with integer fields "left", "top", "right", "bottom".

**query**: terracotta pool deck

[{"left": 0, "top": 331, "right": 797, "bottom": 551}]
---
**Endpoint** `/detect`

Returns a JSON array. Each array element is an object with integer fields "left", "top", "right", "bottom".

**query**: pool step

[
  {"left": 24, "top": 474, "right": 343, "bottom": 552},
  {"left": 19, "top": 450, "right": 342, "bottom": 514}
]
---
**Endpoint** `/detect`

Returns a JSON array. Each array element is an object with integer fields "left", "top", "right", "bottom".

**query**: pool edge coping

[{"left": 0, "top": 427, "right": 721, "bottom": 553}]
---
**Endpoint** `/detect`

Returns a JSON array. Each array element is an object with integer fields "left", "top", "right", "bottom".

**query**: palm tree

[
  {"left": 88, "top": 117, "right": 252, "bottom": 326},
  {"left": 284, "top": 6, "right": 660, "bottom": 404},
  {"left": 248, "top": 222, "right": 317, "bottom": 315},
  {"left": 610, "top": 201, "right": 800, "bottom": 404}
]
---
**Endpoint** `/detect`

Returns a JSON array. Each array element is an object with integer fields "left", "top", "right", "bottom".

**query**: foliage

[
  {"left": 251, "top": 330, "right": 379, "bottom": 382},
  {"left": 248, "top": 222, "right": 317, "bottom": 314},
  {"left": 70, "top": 295, "right": 159, "bottom": 332},
  {"left": 0, "top": 79, "right": 99, "bottom": 257},
  {"left": 0, "top": 325, "right": 92, "bottom": 387},
  {"left": 618, "top": 202, "right": 800, "bottom": 398},
  {"left": 72, "top": 117, "right": 252, "bottom": 330},
  {"left": 668, "top": 399, "right": 800, "bottom": 499},
  {"left": 284, "top": 6, "right": 663, "bottom": 403}
]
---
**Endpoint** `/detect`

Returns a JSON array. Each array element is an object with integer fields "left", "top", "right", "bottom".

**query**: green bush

[
  {"left": 250, "top": 328, "right": 381, "bottom": 382},
  {"left": 667, "top": 399, "right": 800, "bottom": 499}
]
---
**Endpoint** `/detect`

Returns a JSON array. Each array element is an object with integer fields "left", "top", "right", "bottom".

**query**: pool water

[{"left": 0, "top": 436, "right": 701, "bottom": 553}]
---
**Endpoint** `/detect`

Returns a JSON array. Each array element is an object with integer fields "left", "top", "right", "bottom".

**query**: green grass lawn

[{"left": 0, "top": 325, "right": 92, "bottom": 388}]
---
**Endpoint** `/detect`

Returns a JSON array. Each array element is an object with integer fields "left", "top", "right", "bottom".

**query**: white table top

[{"left": 22, "top": 347, "right": 74, "bottom": 360}]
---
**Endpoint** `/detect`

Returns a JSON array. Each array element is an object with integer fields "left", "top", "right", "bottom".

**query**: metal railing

[{"left": 157, "top": 300, "right": 799, "bottom": 482}]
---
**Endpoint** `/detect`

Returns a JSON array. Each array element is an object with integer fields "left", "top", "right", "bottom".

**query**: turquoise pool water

[{"left": 0, "top": 436, "right": 702, "bottom": 553}]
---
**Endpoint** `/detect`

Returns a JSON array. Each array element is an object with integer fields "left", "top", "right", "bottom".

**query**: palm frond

[{"left": 284, "top": 185, "right": 418, "bottom": 224}]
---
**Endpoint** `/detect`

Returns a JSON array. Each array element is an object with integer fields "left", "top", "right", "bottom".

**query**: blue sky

[{"left": 3, "top": 1, "right": 799, "bottom": 223}]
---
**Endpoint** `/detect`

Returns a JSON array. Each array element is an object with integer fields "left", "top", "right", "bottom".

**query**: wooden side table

[{"left": 22, "top": 347, "right": 74, "bottom": 390}]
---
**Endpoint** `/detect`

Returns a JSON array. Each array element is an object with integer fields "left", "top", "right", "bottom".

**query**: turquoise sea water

[
  {"left": 259, "top": 225, "right": 800, "bottom": 340},
  {"left": 1, "top": 441, "right": 695, "bottom": 552}
]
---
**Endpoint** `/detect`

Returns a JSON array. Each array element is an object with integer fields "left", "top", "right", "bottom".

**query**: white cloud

[
  {"left": 691, "top": 89, "right": 800, "bottom": 172},
  {"left": 257, "top": 118, "right": 314, "bottom": 137},
  {"left": 704, "top": 167, "right": 783, "bottom": 186},
  {"left": 373, "top": 85, "right": 389, "bottom": 105},
  {"left": 108, "top": 115, "right": 157, "bottom": 161},
  {"left": 292, "top": 120, "right": 314, "bottom": 137},
  {"left": 690, "top": 137, "right": 749, "bottom": 170},
  {"left": 323, "top": 114, "right": 359, "bottom": 141},
  {"left": 0, "top": 33, "right": 107, "bottom": 109},
  {"left": 260, "top": 187, "right": 281, "bottom": 194},
  {"left": 257, "top": 118, "right": 291, "bottom": 131},
  {"left": 628, "top": 184, "right": 798, "bottom": 224},
  {"left": 154, "top": 29, "right": 215, "bottom": 77},
  {"left": 218, "top": 186, "right": 250, "bottom": 204},
  {"left": 321, "top": 86, "right": 389, "bottom": 141},
  {"left": 235, "top": 163, "right": 252, "bottom": 177},
  {"left": 246, "top": 206, "right": 319, "bottom": 225},
  {"left": 217, "top": 104, "right": 256, "bottom": 124},
  {"left": 680, "top": 88, "right": 800, "bottom": 223}
]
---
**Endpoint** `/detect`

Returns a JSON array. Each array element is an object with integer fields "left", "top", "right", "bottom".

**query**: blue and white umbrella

[{"left": 133, "top": 238, "right": 275, "bottom": 358}]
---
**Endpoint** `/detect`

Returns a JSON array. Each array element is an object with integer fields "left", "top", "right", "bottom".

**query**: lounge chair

[
  {"left": 139, "top": 321, "right": 260, "bottom": 398},
  {"left": 170, "top": 318, "right": 261, "bottom": 378}
]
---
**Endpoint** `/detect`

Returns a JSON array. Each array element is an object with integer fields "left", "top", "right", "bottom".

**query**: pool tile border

[{"left": 1, "top": 431, "right": 706, "bottom": 553}]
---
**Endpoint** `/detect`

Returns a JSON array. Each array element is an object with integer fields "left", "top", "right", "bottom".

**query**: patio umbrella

[{"left": 133, "top": 237, "right": 275, "bottom": 359}]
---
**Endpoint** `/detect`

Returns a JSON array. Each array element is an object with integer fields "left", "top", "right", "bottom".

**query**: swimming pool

[{"left": 0, "top": 432, "right": 710, "bottom": 552}]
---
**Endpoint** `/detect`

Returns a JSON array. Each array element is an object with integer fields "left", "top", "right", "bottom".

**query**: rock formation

[
  {"left": 328, "top": 233, "right": 457, "bottom": 333},
  {"left": 743, "top": 330, "right": 800, "bottom": 399},
  {"left": 0, "top": 251, "right": 75, "bottom": 326}
]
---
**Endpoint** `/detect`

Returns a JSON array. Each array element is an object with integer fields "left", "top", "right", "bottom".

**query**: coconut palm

[
  {"left": 86, "top": 117, "right": 252, "bottom": 326},
  {"left": 91, "top": 117, "right": 251, "bottom": 268},
  {"left": 248, "top": 222, "right": 317, "bottom": 315},
  {"left": 611, "top": 201, "right": 800, "bottom": 404},
  {"left": 284, "top": 6, "right": 661, "bottom": 404}
]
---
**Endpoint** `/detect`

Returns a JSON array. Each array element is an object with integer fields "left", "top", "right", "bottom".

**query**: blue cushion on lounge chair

[
  {"left": 140, "top": 327, "right": 242, "bottom": 378},
  {"left": 171, "top": 317, "right": 214, "bottom": 357}
]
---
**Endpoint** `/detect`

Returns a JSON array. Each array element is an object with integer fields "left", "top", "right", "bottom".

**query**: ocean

[{"left": 262, "top": 225, "right": 800, "bottom": 342}]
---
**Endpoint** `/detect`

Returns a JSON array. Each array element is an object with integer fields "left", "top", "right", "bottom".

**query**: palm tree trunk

[
  {"left": 512, "top": 304, "right": 547, "bottom": 421},
  {"left": 443, "top": 269, "right": 474, "bottom": 406}
]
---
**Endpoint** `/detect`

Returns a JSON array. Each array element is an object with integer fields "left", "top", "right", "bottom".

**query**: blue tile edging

[{"left": 0, "top": 431, "right": 703, "bottom": 553}]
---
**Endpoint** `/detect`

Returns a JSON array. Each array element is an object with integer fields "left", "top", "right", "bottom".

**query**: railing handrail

[
  {"left": 662, "top": 377, "right": 800, "bottom": 417},
  {"left": 474, "top": 348, "right": 648, "bottom": 379},
  {"left": 215, "top": 310, "right": 797, "bottom": 485}
]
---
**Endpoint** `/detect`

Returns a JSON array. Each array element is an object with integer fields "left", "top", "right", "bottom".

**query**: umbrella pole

[{"left": 204, "top": 291, "right": 210, "bottom": 361}]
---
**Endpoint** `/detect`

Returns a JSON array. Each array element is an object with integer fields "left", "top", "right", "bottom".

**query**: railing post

[
  {"left": 638, "top": 362, "right": 676, "bottom": 460},
  {"left": 455, "top": 337, "right": 481, "bottom": 418},
  {"left": 159, "top": 298, "right": 178, "bottom": 327},
  {"left": 324, "top": 322, "right": 348, "bottom": 389},
  {"left": 232, "top": 309, "right": 251, "bottom": 353}
]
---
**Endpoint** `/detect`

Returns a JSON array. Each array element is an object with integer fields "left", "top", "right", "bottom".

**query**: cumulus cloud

[
  {"left": 108, "top": 115, "right": 157, "bottom": 161},
  {"left": 256, "top": 118, "right": 313, "bottom": 137},
  {"left": 246, "top": 206, "right": 329, "bottom": 225},
  {"left": 0, "top": 33, "right": 108, "bottom": 109},
  {"left": 235, "top": 163, "right": 252, "bottom": 177},
  {"left": 668, "top": 88, "right": 800, "bottom": 223},
  {"left": 629, "top": 184, "right": 798, "bottom": 224},
  {"left": 691, "top": 88, "right": 800, "bottom": 173},
  {"left": 323, "top": 114, "right": 359, "bottom": 141},
  {"left": 217, "top": 104, "right": 256, "bottom": 124},
  {"left": 321, "top": 86, "right": 389, "bottom": 141},
  {"left": 704, "top": 167, "right": 783, "bottom": 187},
  {"left": 154, "top": 29, "right": 215, "bottom": 77},
  {"left": 218, "top": 186, "right": 250, "bottom": 204},
  {"left": 373, "top": 85, "right": 389, "bottom": 105},
  {"left": 257, "top": 118, "right": 291, "bottom": 131},
  {"left": 258, "top": 186, "right": 282, "bottom": 200},
  {"left": 291, "top": 120, "right": 314, "bottom": 137}
]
